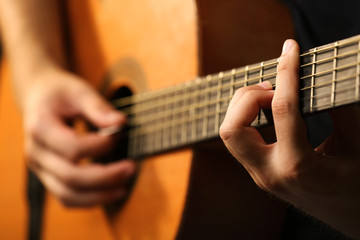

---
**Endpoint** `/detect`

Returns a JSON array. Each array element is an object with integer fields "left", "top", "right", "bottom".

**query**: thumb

[{"left": 76, "top": 85, "right": 126, "bottom": 128}]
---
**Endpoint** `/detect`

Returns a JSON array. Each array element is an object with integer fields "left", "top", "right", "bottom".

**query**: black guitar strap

[{"left": 27, "top": 170, "right": 45, "bottom": 240}]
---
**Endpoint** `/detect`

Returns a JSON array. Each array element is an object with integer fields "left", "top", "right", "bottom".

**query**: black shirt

[{"left": 281, "top": 0, "right": 359, "bottom": 239}]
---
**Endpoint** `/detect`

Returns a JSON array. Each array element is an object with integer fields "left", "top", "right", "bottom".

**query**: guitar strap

[{"left": 27, "top": 170, "right": 45, "bottom": 240}]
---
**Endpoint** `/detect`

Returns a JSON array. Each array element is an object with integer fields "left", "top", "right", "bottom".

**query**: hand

[
  {"left": 220, "top": 40, "right": 360, "bottom": 238},
  {"left": 22, "top": 68, "right": 136, "bottom": 207}
]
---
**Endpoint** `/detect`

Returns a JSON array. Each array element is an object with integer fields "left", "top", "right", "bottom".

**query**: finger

[
  {"left": 28, "top": 141, "right": 136, "bottom": 191},
  {"left": 72, "top": 83, "right": 127, "bottom": 128},
  {"left": 272, "top": 39, "right": 309, "bottom": 151},
  {"left": 228, "top": 81, "right": 273, "bottom": 111},
  {"left": 220, "top": 89, "right": 274, "bottom": 164},
  {"left": 221, "top": 89, "right": 274, "bottom": 132},
  {"left": 34, "top": 167, "right": 127, "bottom": 207},
  {"left": 30, "top": 112, "right": 116, "bottom": 160}
]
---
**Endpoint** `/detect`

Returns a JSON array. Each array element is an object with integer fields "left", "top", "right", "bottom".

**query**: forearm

[{"left": 0, "top": 0, "right": 66, "bottom": 103}]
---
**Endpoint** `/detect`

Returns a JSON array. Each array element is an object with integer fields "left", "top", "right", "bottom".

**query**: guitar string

[
  {"left": 126, "top": 72, "right": 359, "bottom": 141},
  {"left": 127, "top": 83, "right": 358, "bottom": 140},
  {"left": 117, "top": 60, "right": 359, "bottom": 122},
  {"left": 126, "top": 36, "right": 360, "bottom": 157},
  {"left": 127, "top": 79, "right": 359, "bottom": 156},
  {"left": 124, "top": 75, "right": 358, "bottom": 142},
  {"left": 114, "top": 38, "right": 360, "bottom": 154},
  {"left": 121, "top": 75, "right": 359, "bottom": 141}
]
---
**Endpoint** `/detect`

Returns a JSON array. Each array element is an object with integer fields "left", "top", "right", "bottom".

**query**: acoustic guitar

[{"left": 1, "top": 0, "right": 359, "bottom": 239}]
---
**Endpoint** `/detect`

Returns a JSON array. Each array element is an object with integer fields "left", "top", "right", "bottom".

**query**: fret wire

[
  {"left": 258, "top": 62, "right": 264, "bottom": 125},
  {"left": 181, "top": 82, "right": 191, "bottom": 144},
  {"left": 157, "top": 95, "right": 165, "bottom": 151},
  {"left": 161, "top": 92, "right": 169, "bottom": 149},
  {"left": 244, "top": 65, "right": 249, "bottom": 86},
  {"left": 215, "top": 72, "right": 223, "bottom": 133},
  {"left": 129, "top": 77, "right": 357, "bottom": 145},
  {"left": 202, "top": 75, "right": 211, "bottom": 137},
  {"left": 170, "top": 89, "right": 180, "bottom": 147},
  {"left": 230, "top": 69, "right": 236, "bottom": 97},
  {"left": 331, "top": 42, "right": 339, "bottom": 107},
  {"left": 357, "top": 40, "right": 360, "bottom": 101},
  {"left": 310, "top": 48, "right": 316, "bottom": 112},
  {"left": 191, "top": 78, "right": 201, "bottom": 141}
]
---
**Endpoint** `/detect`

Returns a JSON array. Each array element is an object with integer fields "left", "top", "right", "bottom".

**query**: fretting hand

[{"left": 220, "top": 40, "right": 360, "bottom": 239}]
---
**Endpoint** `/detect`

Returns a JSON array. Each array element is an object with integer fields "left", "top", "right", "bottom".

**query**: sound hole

[{"left": 102, "top": 86, "right": 137, "bottom": 218}]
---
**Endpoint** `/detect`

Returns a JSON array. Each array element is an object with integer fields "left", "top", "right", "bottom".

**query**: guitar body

[{"left": 0, "top": 0, "right": 294, "bottom": 239}]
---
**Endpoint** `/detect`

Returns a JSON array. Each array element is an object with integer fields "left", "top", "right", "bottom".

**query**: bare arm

[
  {"left": 0, "top": 0, "right": 65, "bottom": 102},
  {"left": 0, "top": 0, "right": 136, "bottom": 207}
]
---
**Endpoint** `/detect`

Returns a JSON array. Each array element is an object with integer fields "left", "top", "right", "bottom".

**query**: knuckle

[
  {"left": 59, "top": 197, "right": 77, "bottom": 208},
  {"left": 56, "top": 190, "right": 73, "bottom": 207},
  {"left": 272, "top": 98, "right": 292, "bottom": 117},
  {"left": 67, "top": 148, "right": 81, "bottom": 161},
  {"left": 25, "top": 118, "right": 42, "bottom": 139},
  {"left": 242, "top": 90, "right": 258, "bottom": 102},
  {"left": 234, "top": 87, "right": 246, "bottom": 96},
  {"left": 277, "top": 59, "right": 289, "bottom": 73},
  {"left": 219, "top": 126, "right": 234, "bottom": 142},
  {"left": 60, "top": 170, "right": 79, "bottom": 188}
]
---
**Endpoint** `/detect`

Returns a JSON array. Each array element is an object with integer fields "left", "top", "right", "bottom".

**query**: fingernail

[
  {"left": 98, "top": 125, "right": 122, "bottom": 136},
  {"left": 282, "top": 39, "right": 294, "bottom": 55},
  {"left": 106, "top": 111, "right": 123, "bottom": 121},
  {"left": 257, "top": 81, "right": 273, "bottom": 90}
]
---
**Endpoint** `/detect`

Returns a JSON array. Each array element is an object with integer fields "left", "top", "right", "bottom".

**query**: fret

[
  {"left": 244, "top": 65, "right": 249, "bottom": 86},
  {"left": 162, "top": 92, "right": 171, "bottom": 149},
  {"left": 331, "top": 42, "right": 339, "bottom": 107},
  {"left": 259, "top": 62, "right": 264, "bottom": 83},
  {"left": 310, "top": 48, "right": 317, "bottom": 112},
  {"left": 214, "top": 72, "right": 224, "bottom": 133},
  {"left": 170, "top": 86, "right": 181, "bottom": 148},
  {"left": 155, "top": 95, "right": 166, "bottom": 151},
  {"left": 230, "top": 69, "right": 236, "bottom": 97},
  {"left": 202, "top": 75, "right": 211, "bottom": 137},
  {"left": 191, "top": 78, "right": 201, "bottom": 142},
  {"left": 257, "top": 62, "right": 265, "bottom": 126},
  {"left": 357, "top": 40, "right": 360, "bottom": 101},
  {"left": 181, "top": 82, "right": 192, "bottom": 144}
]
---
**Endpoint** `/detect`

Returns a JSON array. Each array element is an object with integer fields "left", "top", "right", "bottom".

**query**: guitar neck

[{"left": 114, "top": 34, "right": 360, "bottom": 159}]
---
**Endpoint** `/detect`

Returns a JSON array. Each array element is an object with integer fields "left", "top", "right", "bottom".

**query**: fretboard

[{"left": 113, "top": 34, "right": 360, "bottom": 159}]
